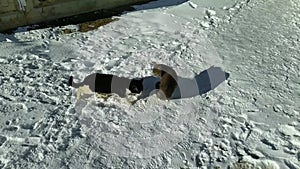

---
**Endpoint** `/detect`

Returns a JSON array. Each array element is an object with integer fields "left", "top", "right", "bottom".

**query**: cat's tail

[{"left": 68, "top": 76, "right": 82, "bottom": 88}]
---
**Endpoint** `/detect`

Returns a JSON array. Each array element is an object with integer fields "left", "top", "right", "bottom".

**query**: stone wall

[{"left": 0, "top": 0, "right": 151, "bottom": 32}]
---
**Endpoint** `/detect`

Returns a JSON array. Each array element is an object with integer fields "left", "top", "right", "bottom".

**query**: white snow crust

[{"left": 0, "top": 0, "right": 299, "bottom": 168}]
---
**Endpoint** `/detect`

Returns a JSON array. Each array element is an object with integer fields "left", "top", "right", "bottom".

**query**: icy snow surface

[{"left": 0, "top": 0, "right": 299, "bottom": 168}]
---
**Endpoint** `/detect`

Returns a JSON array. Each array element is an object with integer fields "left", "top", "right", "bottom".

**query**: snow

[
  {"left": 188, "top": 1, "right": 198, "bottom": 9},
  {"left": 0, "top": 0, "right": 299, "bottom": 168}
]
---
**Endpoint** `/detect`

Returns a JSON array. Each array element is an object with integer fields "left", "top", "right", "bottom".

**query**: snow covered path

[
  {"left": 207, "top": 0, "right": 300, "bottom": 168},
  {"left": 0, "top": 0, "right": 299, "bottom": 168}
]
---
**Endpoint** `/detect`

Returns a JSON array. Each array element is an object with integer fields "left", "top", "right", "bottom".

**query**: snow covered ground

[{"left": 0, "top": 0, "right": 299, "bottom": 168}]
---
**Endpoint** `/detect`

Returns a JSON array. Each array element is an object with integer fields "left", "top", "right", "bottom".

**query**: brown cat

[{"left": 152, "top": 64, "right": 178, "bottom": 100}]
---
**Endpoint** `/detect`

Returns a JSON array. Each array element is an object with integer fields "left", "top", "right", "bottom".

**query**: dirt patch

[
  {"left": 61, "top": 18, "right": 119, "bottom": 34},
  {"left": 79, "top": 18, "right": 119, "bottom": 32},
  {"left": 32, "top": 8, "right": 127, "bottom": 33}
]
